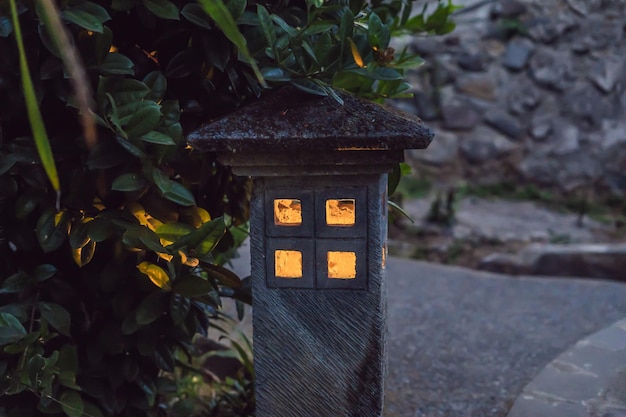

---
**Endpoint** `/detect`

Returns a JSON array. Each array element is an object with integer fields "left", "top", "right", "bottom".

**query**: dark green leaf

[
  {"left": 152, "top": 169, "right": 196, "bottom": 207},
  {"left": 226, "top": 0, "right": 246, "bottom": 21},
  {"left": 33, "top": 264, "right": 57, "bottom": 282},
  {"left": 152, "top": 344, "right": 175, "bottom": 372},
  {"left": 202, "top": 263, "right": 241, "bottom": 288},
  {"left": 172, "top": 275, "right": 214, "bottom": 297},
  {"left": 112, "top": 0, "right": 135, "bottom": 11},
  {"left": 181, "top": 3, "right": 212, "bottom": 28},
  {"left": 0, "top": 271, "right": 30, "bottom": 294},
  {"left": 124, "top": 103, "right": 161, "bottom": 138},
  {"left": 99, "top": 53, "right": 134, "bottom": 76},
  {"left": 70, "top": 220, "right": 90, "bottom": 249},
  {"left": 38, "top": 302, "right": 71, "bottom": 336},
  {"left": 87, "top": 140, "right": 124, "bottom": 169},
  {"left": 143, "top": 71, "right": 167, "bottom": 101},
  {"left": 290, "top": 78, "right": 328, "bottom": 96},
  {"left": 197, "top": 0, "right": 265, "bottom": 85},
  {"left": 36, "top": 209, "right": 70, "bottom": 253},
  {"left": 143, "top": 0, "right": 180, "bottom": 20},
  {"left": 339, "top": 8, "right": 354, "bottom": 64},
  {"left": 115, "top": 138, "right": 146, "bottom": 160},
  {"left": 0, "top": 312, "right": 27, "bottom": 344},
  {"left": 122, "top": 313, "right": 140, "bottom": 335},
  {"left": 61, "top": 2, "right": 111, "bottom": 33},
  {"left": 27, "top": 354, "right": 46, "bottom": 387},
  {"left": 57, "top": 345, "right": 78, "bottom": 373},
  {"left": 111, "top": 79, "right": 150, "bottom": 105},
  {"left": 60, "top": 390, "right": 84, "bottom": 417},
  {"left": 112, "top": 173, "right": 147, "bottom": 192},
  {"left": 0, "top": 16, "right": 13, "bottom": 37},
  {"left": 87, "top": 217, "right": 113, "bottom": 242},
  {"left": 170, "top": 217, "right": 225, "bottom": 254},
  {"left": 160, "top": 100, "right": 180, "bottom": 125},
  {"left": 368, "top": 12, "right": 390, "bottom": 49},
  {"left": 0, "top": 153, "right": 18, "bottom": 175},
  {"left": 261, "top": 67, "right": 290, "bottom": 82},
  {"left": 166, "top": 49, "right": 202, "bottom": 78},
  {"left": 169, "top": 294, "right": 190, "bottom": 326},
  {"left": 135, "top": 292, "right": 168, "bottom": 325},
  {"left": 137, "top": 375, "right": 157, "bottom": 407},
  {"left": 140, "top": 131, "right": 175, "bottom": 145}
]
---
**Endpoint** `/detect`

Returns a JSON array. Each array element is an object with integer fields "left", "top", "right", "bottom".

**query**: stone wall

[{"left": 396, "top": 0, "right": 626, "bottom": 195}]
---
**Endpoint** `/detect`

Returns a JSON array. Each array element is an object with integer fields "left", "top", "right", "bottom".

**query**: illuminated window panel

[
  {"left": 327, "top": 251, "right": 357, "bottom": 279},
  {"left": 325, "top": 199, "right": 356, "bottom": 226},
  {"left": 274, "top": 199, "right": 302, "bottom": 226},
  {"left": 275, "top": 250, "right": 303, "bottom": 278}
]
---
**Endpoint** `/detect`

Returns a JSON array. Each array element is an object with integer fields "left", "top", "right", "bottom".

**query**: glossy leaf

[
  {"left": 181, "top": 3, "right": 212, "bottom": 28},
  {"left": 61, "top": 2, "right": 111, "bottom": 33},
  {"left": 99, "top": 53, "right": 134, "bottom": 75},
  {"left": 202, "top": 263, "right": 242, "bottom": 288},
  {"left": 172, "top": 275, "right": 214, "bottom": 297},
  {"left": 71, "top": 239, "right": 96, "bottom": 267},
  {"left": 135, "top": 292, "right": 168, "bottom": 325},
  {"left": 38, "top": 302, "right": 71, "bottom": 336},
  {"left": 137, "top": 262, "right": 172, "bottom": 291},
  {"left": 140, "top": 131, "right": 176, "bottom": 145},
  {"left": 0, "top": 312, "right": 27, "bottom": 344},
  {"left": 36, "top": 209, "right": 70, "bottom": 253},
  {"left": 60, "top": 390, "right": 84, "bottom": 417},
  {"left": 112, "top": 173, "right": 147, "bottom": 192},
  {"left": 124, "top": 103, "right": 161, "bottom": 138},
  {"left": 155, "top": 223, "right": 194, "bottom": 242},
  {"left": 169, "top": 294, "right": 191, "bottom": 325},
  {"left": 143, "top": 0, "right": 180, "bottom": 20},
  {"left": 33, "top": 264, "right": 57, "bottom": 282},
  {"left": 143, "top": 71, "right": 167, "bottom": 101},
  {"left": 0, "top": 272, "right": 31, "bottom": 294}
]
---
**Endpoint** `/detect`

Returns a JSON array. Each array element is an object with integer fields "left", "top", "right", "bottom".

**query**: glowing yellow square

[
  {"left": 275, "top": 250, "right": 303, "bottom": 278},
  {"left": 327, "top": 251, "right": 356, "bottom": 279},
  {"left": 274, "top": 199, "right": 302, "bottom": 226},
  {"left": 326, "top": 199, "right": 356, "bottom": 226}
]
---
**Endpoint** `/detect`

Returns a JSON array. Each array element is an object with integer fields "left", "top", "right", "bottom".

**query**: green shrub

[{"left": 0, "top": 1, "right": 456, "bottom": 416}]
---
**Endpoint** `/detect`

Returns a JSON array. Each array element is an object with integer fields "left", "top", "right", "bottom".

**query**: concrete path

[
  {"left": 385, "top": 258, "right": 626, "bottom": 417},
  {"left": 225, "top": 248, "right": 626, "bottom": 416}
]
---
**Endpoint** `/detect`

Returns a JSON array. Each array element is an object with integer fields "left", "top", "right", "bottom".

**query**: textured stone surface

[
  {"left": 188, "top": 86, "right": 433, "bottom": 153},
  {"left": 251, "top": 175, "right": 388, "bottom": 417},
  {"left": 502, "top": 38, "right": 534, "bottom": 71},
  {"left": 441, "top": 104, "right": 481, "bottom": 130},
  {"left": 480, "top": 243, "right": 626, "bottom": 281},
  {"left": 394, "top": 0, "right": 626, "bottom": 193},
  {"left": 459, "top": 126, "right": 515, "bottom": 163},
  {"left": 507, "top": 319, "right": 626, "bottom": 417}
]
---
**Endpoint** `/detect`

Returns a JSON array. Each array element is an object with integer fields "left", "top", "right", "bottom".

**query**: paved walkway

[{"left": 225, "top": 249, "right": 626, "bottom": 417}]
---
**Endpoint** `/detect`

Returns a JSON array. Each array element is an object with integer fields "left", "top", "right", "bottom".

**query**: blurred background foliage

[{"left": 0, "top": 0, "right": 456, "bottom": 415}]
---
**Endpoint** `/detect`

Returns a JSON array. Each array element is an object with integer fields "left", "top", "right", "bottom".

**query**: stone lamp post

[{"left": 187, "top": 87, "right": 433, "bottom": 417}]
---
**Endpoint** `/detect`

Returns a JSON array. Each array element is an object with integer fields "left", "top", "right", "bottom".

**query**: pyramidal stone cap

[{"left": 186, "top": 86, "right": 434, "bottom": 153}]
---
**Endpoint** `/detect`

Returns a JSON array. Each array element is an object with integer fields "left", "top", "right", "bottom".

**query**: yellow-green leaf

[
  {"left": 137, "top": 262, "right": 171, "bottom": 291},
  {"left": 348, "top": 38, "right": 364, "bottom": 68},
  {"left": 9, "top": 0, "right": 59, "bottom": 192}
]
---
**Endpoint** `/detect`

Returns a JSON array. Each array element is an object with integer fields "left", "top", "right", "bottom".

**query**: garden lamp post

[{"left": 187, "top": 87, "right": 433, "bottom": 417}]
